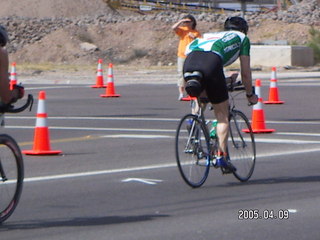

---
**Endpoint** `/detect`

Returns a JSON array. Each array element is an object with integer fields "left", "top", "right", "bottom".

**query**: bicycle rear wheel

[
  {"left": 175, "top": 114, "right": 211, "bottom": 188},
  {"left": 228, "top": 110, "right": 256, "bottom": 182},
  {"left": 0, "top": 134, "right": 24, "bottom": 223}
]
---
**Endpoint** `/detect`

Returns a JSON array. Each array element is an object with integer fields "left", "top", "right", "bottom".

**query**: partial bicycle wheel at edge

[
  {"left": 0, "top": 134, "right": 24, "bottom": 223},
  {"left": 228, "top": 110, "right": 256, "bottom": 182},
  {"left": 175, "top": 114, "right": 211, "bottom": 188}
]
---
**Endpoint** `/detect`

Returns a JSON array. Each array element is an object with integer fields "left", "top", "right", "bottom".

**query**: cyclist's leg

[
  {"left": 204, "top": 53, "right": 229, "bottom": 154},
  {"left": 212, "top": 101, "right": 237, "bottom": 173},
  {"left": 203, "top": 53, "right": 236, "bottom": 172},
  {"left": 190, "top": 92, "right": 207, "bottom": 115},
  {"left": 212, "top": 100, "right": 229, "bottom": 153}
]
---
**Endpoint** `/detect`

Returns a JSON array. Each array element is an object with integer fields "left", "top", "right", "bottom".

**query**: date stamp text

[{"left": 238, "top": 209, "right": 290, "bottom": 220}]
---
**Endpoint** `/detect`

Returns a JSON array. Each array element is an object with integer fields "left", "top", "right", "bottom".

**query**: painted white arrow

[{"left": 121, "top": 178, "right": 163, "bottom": 185}]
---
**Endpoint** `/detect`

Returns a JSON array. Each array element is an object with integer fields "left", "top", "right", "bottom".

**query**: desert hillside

[
  {"left": 0, "top": 0, "right": 319, "bottom": 67},
  {"left": 0, "top": 0, "right": 111, "bottom": 18}
]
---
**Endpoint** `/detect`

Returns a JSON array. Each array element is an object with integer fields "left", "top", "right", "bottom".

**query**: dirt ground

[
  {"left": 0, "top": 0, "right": 111, "bottom": 18},
  {"left": 1, "top": 0, "right": 319, "bottom": 75},
  {"left": 10, "top": 18, "right": 316, "bottom": 68}
]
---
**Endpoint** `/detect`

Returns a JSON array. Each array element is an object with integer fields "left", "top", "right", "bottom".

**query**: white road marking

[
  {"left": 101, "top": 134, "right": 320, "bottom": 144},
  {"left": 23, "top": 163, "right": 173, "bottom": 183},
  {"left": 121, "top": 178, "right": 163, "bottom": 185},
  {"left": 275, "top": 132, "right": 320, "bottom": 137},
  {"left": 27, "top": 86, "right": 87, "bottom": 90},
  {"left": 254, "top": 138, "right": 320, "bottom": 144},
  {"left": 5, "top": 116, "right": 180, "bottom": 121},
  {"left": 5, "top": 116, "right": 320, "bottom": 125},
  {"left": 4, "top": 116, "right": 320, "bottom": 183},
  {"left": 6, "top": 125, "right": 177, "bottom": 133},
  {"left": 101, "top": 134, "right": 172, "bottom": 139},
  {"left": 5, "top": 124, "right": 320, "bottom": 144},
  {"left": 21, "top": 145, "right": 320, "bottom": 184}
]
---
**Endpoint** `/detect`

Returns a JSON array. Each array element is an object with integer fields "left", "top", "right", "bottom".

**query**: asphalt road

[{"left": 1, "top": 76, "right": 320, "bottom": 239}]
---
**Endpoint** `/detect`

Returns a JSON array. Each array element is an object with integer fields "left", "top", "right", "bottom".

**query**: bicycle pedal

[
  {"left": 221, "top": 164, "right": 237, "bottom": 174},
  {"left": 221, "top": 167, "right": 234, "bottom": 174}
]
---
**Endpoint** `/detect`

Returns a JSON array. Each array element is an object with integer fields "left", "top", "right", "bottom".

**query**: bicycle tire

[
  {"left": 228, "top": 110, "right": 256, "bottom": 182},
  {"left": 175, "top": 114, "right": 211, "bottom": 188},
  {"left": 0, "top": 134, "right": 24, "bottom": 223}
]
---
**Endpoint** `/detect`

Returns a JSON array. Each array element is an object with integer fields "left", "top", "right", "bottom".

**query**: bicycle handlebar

[
  {"left": 228, "top": 81, "right": 256, "bottom": 95},
  {"left": 0, "top": 94, "right": 34, "bottom": 113},
  {"left": 227, "top": 81, "right": 245, "bottom": 92},
  {"left": 227, "top": 81, "right": 257, "bottom": 106}
]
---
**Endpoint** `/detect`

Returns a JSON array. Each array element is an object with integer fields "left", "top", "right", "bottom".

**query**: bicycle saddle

[
  {"left": 184, "top": 71, "right": 203, "bottom": 97},
  {"left": 183, "top": 71, "right": 203, "bottom": 81}
]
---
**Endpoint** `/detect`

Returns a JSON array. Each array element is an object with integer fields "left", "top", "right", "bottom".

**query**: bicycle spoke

[
  {"left": 0, "top": 160, "right": 8, "bottom": 182},
  {"left": 228, "top": 110, "right": 256, "bottom": 182},
  {"left": 0, "top": 135, "right": 24, "bottom": 223},
  {"left": 176, "top": 114, "right": 210, "bottom": 188}
]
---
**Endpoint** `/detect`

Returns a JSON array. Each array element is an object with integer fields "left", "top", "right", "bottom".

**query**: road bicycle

[
  {"left": 0, "top": 94, "right": 34, "bottom": 223},
  {"left": 175, "top": 75, "right": 256, "bottom": 188}
]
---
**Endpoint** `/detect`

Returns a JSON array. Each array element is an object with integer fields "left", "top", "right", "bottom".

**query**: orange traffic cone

[
  {"left": 91, "top": 59, "right": 106, "bottom": 88},
  {"left": 10, "top": 62, "right": 17, "bottom": 90},
  {"left": 243, "top": 79, "right": 275, "bottom": 133},
  {"left": 22, "top": 91, "right": 62, "bottom": 155},
  {"left": 264, "top": 67, "right": 284, "bottom": 104},
  {"left": 100, "top": 63, "right": 121, "bottom": 98}
]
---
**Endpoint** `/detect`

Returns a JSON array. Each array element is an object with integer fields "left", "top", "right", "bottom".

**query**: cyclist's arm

[
  {"left": 239, "top": 55, "right": 258, "bottom": 104},
  {"left": 0, "top": 47, "right": 12, "bottom": 104}
]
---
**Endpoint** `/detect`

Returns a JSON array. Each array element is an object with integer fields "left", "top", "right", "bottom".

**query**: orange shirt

[{"left": 175, "top": 26, "right": 201, "bottom": 58}]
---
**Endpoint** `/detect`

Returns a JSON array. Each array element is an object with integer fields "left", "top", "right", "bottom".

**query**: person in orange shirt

[{"left": 172, "top": 15, "right": 201, "bottom": 100}]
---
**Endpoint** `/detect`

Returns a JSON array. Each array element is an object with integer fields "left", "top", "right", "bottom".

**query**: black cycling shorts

[{"left": 183, "top": 51, "right": 228, "bottom": 104}]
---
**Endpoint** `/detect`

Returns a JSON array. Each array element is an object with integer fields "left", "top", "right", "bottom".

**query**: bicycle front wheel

[
  {"left": 175, "top": 114, "right": 211, "bottom": 188},
  {"left": 0, "top": 134, "right": 24, "bottom": 223},
  {"left": 228, "top": 110, "right": 256, "bottom": 182}
]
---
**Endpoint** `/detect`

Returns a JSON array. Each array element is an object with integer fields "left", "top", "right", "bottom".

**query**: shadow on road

[
  {"left": 227, "top": 175, "right": 320, "bottom": 186},
  {"left": 0, "top": 214, "right": 169, "bottom": 230}
]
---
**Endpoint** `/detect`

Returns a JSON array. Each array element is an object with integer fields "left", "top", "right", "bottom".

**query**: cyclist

[
  {"left": 0, "top": 25, "right": 24, "bottom": 105},
  {"left": 183, "top": 16, "right": 258, "bottom": 173}
]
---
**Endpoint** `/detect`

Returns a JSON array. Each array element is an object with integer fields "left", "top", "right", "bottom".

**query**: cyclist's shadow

[
  {"left": 226, "top": 175, "right": 320, "bottom": 186},
  {"left": 0, "top": 214, "right": 169, "bottom": 230}
]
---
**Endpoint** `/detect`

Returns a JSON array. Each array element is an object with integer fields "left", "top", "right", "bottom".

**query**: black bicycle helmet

[
  {"left": 224, "top": 16, "right": 248, "bottom": 35},
  {"left": 0, "top": 25, "right": 9, "bottom": 47}
]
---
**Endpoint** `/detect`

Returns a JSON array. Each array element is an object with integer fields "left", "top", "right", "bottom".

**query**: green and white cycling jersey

[{"left": 185, "top": 31, "right": 250, "bottom": 66}]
